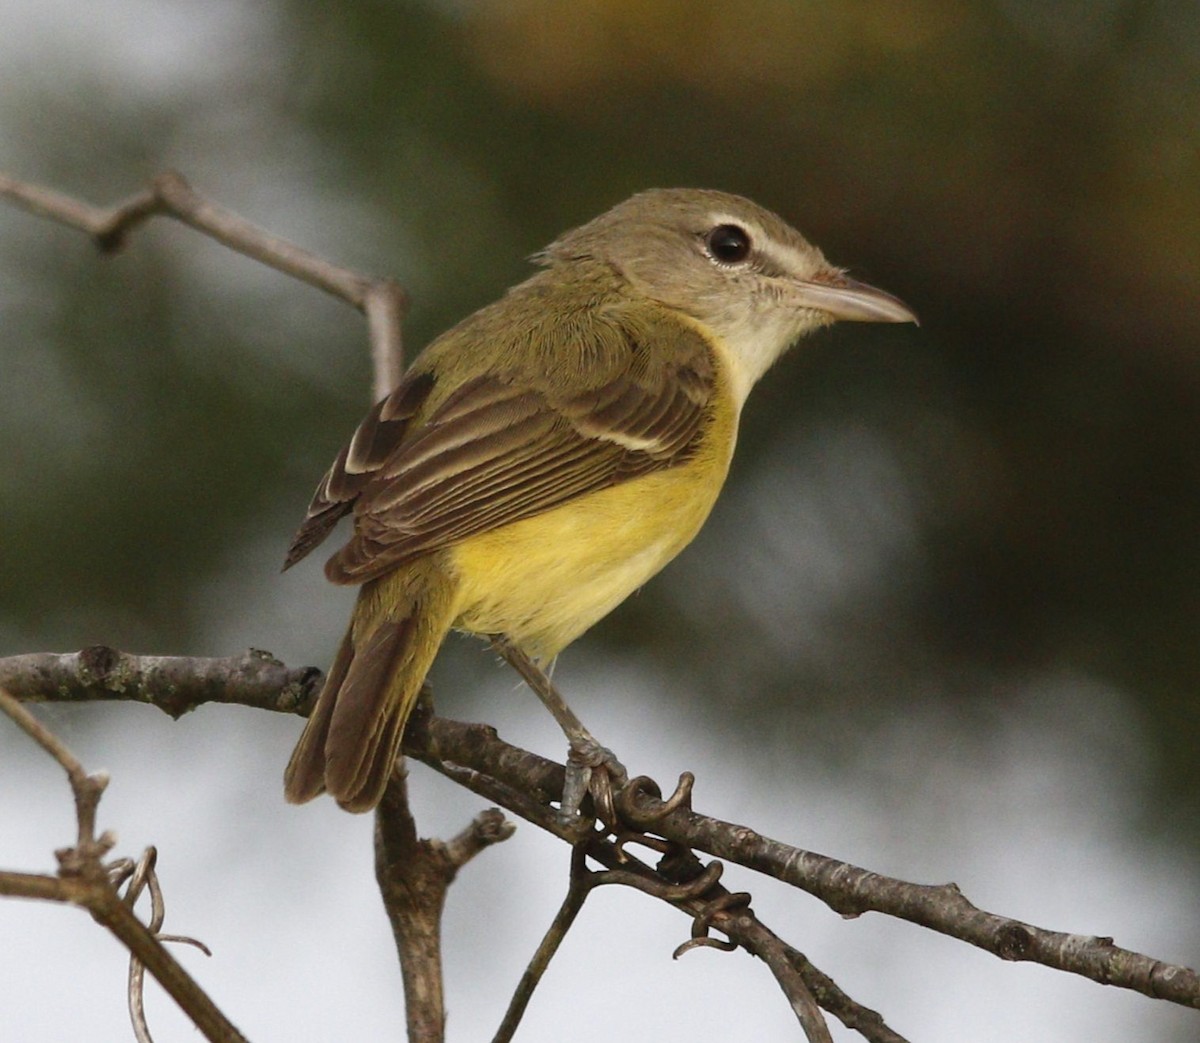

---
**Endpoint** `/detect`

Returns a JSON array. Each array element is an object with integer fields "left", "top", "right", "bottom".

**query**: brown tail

[{"left": 284, "top": 564, "right": 457, "bottom": 812}]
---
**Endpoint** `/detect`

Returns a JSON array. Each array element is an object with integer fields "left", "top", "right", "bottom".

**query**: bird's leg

[{"left": 490, "top": 636, "right": 627, "bottom": 824}]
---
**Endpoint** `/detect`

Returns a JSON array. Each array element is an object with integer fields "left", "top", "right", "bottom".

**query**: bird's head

[{"left": 540, "top": 188, "right": 916, "bottom": 404}]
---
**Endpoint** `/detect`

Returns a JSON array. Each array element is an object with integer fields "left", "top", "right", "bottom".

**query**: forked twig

[
  {"left": 375, "top": 763, "right": 516, "bottom": 1041},
  {"left": 0, "top": 170, "right": 407, "bottom": 399},
  {"left": 435, "top": 751, "right": 853, "bottom": 1043},
  {"left": 0, "top": 687, "right": 245, "bottom": 1043}
]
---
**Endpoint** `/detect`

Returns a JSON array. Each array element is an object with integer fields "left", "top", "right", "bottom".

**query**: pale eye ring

[{"left": 705, "top": 224, "right": 752, "bottom": 264}]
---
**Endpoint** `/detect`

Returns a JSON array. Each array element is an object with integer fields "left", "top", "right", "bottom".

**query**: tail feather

[
  {"left": 339, "top": 685, "right": 415, "bottom": 813},
  {"left": 283, "top": 627, "right": 355, "bottom": 804},
  {"left": 325, "top": 618, "right": 413, "bottom": 809},
  {"left": 283, "top": 561, "right": 459, "bottom": 813}
]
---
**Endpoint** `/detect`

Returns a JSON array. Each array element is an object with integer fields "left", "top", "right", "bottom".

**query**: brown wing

[
  {"left": 286, "top": 321, "right": 716, "bottom": 585},
  {"left": 283, "top": 369, "right": 436, "bottom": 570}
]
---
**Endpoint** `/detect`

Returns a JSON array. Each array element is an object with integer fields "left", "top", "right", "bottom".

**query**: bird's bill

[{"left": 796, "top": 273, "right": 918, "bottom": 325}]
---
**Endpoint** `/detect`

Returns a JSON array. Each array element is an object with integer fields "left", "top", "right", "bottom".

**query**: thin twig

[
  {"left": 492, "top": 845, "right": 594, "bottom": 1043},
  {"left": 616, "top": 780, "right": 1200, "bottom": 1009},
  {"left": 783, "top": 944, "right": 909, "bottom": 1043},
  {"left": 0, "top": 170, "right": 407, "bottom": 394},
  {"left": 0, "top": 172, "right": 160, "bottom": 248},
  {"left": 419, "top": 713, "right": 1200, "bottom": 1011},
  {"left": 443, "top": 806, "right": 517, "bottom": 868},
  {"left": 424, "top": 747, "right": 890, "bottom": 1041},
  {"left": 365, "top": 277, "right": 408, "bottom": 398},
  {"left": 0, "top": 685, "right": 111, "bottom": 856},
  {"left": 87, "top": 878, "right": 246, "bottom": 1043},
  {"left": 0, "top": 687, "right": 246, "bottom": 1043},
  {"left": 710, "top": 907, "right": 834, "bottom": 1043}
]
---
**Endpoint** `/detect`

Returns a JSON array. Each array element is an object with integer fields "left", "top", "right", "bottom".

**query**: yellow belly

[{"left": 450, "top": 404, "right": 737, "bottom": 659}]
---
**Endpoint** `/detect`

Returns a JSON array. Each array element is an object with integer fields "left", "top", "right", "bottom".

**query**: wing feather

[
  {"left": 288, "top": 310, "right": 717, "bottom": 585},
  {"left": 283, "top": 370, "right": 436, "bottom": 569}
]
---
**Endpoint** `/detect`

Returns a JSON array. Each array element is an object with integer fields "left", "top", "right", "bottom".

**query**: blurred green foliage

[{"left": 2, "top": 0, "right": 1198, "bottom": 837}]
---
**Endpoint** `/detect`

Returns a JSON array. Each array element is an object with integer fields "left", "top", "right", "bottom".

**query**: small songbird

[{"left": 283, "top": 188, "right": 916, "bottom": 812}]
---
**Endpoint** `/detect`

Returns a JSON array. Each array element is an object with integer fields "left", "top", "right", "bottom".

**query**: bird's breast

[{"left": 449, "top": 398, "right": 737, "bottom": 660}]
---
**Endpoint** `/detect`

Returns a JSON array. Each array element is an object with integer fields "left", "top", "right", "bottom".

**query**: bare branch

[
  {"left": 375, "top": 765, "right": 448, "bottom": 1042},
  {"left": 415, "top": 714, "right": 1200, "bottom": 1013},
  {"left": 782, "top": 944, "right": 909, "bottom": 1043},
  {"left": 86, "top": 872, "right": 246, "bottom": 1043},
  {"left": 6, "top": 650, "right": 1197, "bottom": 1014},
  {"left": 442, "top": 805, "right": 517, "bottom": 870},
  {"left": 0, "top": 646, "right": 321, "bottom": 719},
  {"left": 713, "top": 909, "right": 834, "bottom": 1043},
  {"left": 364, "top": 278, "right": 408, "bottom": 399},
  {"left": 0, "top": 683, "right": 112, "bottom": 856},
  {"left": 374, "top": 763, "right": 516, "bottom": 1043},
  {"left": 491, "top": 845, "right": 593, "bottom": 1043},
  {"left": 614, "top": 780, "right": 1200, "bottom": 1009},
  {"left": 0, "top": 687, "right": 246, "bottom": 1043},
  {"left": 0, "top": 172, "right": 160, "bottom": 249},
  {"left": 0, "top": 870, "right": 74, "bottom": 902},
  {"left": 0, "top": 170, "right": 407, "bottom": 394},
  {"left": 421, "top": 739, "right": 893, "bottom": 1041}
]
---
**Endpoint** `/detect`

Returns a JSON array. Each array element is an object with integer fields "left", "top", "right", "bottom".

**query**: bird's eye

[{"left": 705, "top": 224, "right": 752, "bottom": 265}]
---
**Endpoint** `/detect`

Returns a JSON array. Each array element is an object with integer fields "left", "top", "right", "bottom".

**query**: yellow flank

[{"left": 451, "top": 348, "right": 738, "bottom": 660}]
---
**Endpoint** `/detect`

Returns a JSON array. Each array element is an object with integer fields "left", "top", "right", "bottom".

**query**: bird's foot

[{"left": 560, "top": 735, "right": 628, "bottom": 829}]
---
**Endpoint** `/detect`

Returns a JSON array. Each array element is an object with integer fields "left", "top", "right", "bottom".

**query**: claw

[{"left": 559, "top": 737, "right": 628, "bottom": 829}]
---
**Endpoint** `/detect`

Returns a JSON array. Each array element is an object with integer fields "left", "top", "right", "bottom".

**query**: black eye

[{"left": 705, "top": 224, "right": 752, "bottom": 264}]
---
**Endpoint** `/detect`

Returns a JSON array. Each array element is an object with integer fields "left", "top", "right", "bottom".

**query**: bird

[{"left": 282, "top": 188, "right": 916, "bottom": 812}]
